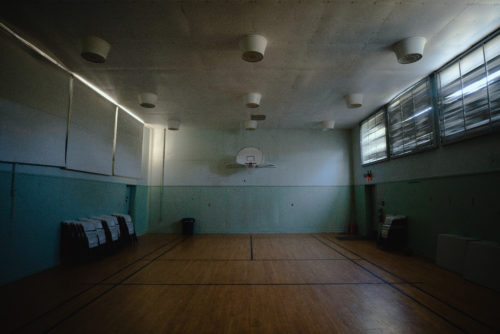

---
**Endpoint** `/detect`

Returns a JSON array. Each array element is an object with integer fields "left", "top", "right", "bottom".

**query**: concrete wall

[
  {"left": 351, "top": 125, "right": 500, "bottom": 258},
  {"left": 147, "top": 128, "right": 353, "bottom": 233}
]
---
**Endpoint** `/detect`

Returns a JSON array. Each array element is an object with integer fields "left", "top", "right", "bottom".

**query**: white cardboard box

[
  {"left": 436, "top": 234, "right": 477, "bottom": 274},
  {"left": 463, "top": 241, "right": 500, "bottom": 292}
]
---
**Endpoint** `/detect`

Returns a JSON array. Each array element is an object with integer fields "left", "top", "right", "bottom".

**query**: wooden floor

[{"left": 2, "top": 234, "right": 499, "bottom": 334}]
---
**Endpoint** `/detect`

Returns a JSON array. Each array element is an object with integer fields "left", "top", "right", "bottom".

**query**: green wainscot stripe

[
  {"left": 0, "top": 171, "right": 129, "bottom": 285},
  {"left": 147, "top": 186, "right": 352, "bottom": 234},
  {"left": 353, "top": 172, "right": 500, "bottom": 259}
]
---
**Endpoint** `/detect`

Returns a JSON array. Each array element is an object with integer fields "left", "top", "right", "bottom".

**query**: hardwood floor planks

[{"left": 3, "top": 233, "right": 500, "bottom": 334}]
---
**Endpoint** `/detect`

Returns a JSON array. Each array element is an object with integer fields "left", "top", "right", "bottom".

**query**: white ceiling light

[
  {"left": 239, "top": 34, "right": 267, "bottom": 62},
  {"left": 244, "top": 92, "right": 262, "bottom": 108},
  {"left": 138, "top": 92, "right": 157, "bottom": 108},
  {"left": 393, "top": 37, "right": 427, "bottom": 64},
  {"left": 321, "top": 120, "right": 335, "bottom": 131},
  {"left": 167, "top": 120, "right": 180, "bottom": 130},
  {"left": 81, "top": 36, "right": 110, "bottom": 63},
  {"left": 344, "top": 93, "right": 363, "bottom": 108},
  {"left": 244, "top": 120, "right": 258, "bottom": 130}
]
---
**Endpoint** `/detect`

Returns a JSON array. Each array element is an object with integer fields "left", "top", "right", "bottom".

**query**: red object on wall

[{"left": 378, "top": 208, "right": 385, "bottom": 223}]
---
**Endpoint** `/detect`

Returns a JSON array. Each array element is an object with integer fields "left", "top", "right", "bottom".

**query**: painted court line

[
  {"left": 153, "top": 258, "right": 351, "bottom": 261},
  {"left": 121, "top": 282, "right": 388, "bottom": 286},
  {"left": 250, "top": 234, "right": 254, "bottom": 261},
  {"left": 321, "top": 234, "right": 497, "bottom": 333},
  {"left": 43, "top": 237, "right": 188, "bottom": 333},
  {"left": 13, "top": 236, "right": 181, "bottom": 334},
  {"left": 312, "top": 235, "right": 469, "bottom": 334}
]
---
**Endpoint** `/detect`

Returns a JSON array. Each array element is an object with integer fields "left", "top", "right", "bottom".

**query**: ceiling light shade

[
  {"left": 244, "top": 120, "right": 258, "bottom": 130},
  {"left": 167, "top": 120, "right": 180, "bottom": 131},
  {"left": 81, "top": 36, "right": 111, "bottom": 63},
  {"left": 344, "top": 93, "right": 363, "bottom": 108},
  {"left": 244, "top": 92, "right": 262, "bottom": 108},
  {"left": 393, "top": 37, "right": 427, "bottom": 64},
  {"left": 239, "top": 34, "right": 267, "bottom": 62},
  {"left": 138, "top": 93, "right": 157, "bottom": 108},
  {"left": 321, "top": 120, "right": 335, "bottom": 131}
]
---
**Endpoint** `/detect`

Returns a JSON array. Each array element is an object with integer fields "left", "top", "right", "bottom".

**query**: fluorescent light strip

[
  {"left": 0, "top": 22, "right": 144, "bottom": 124},
  {"left": 73, "top": 74, "right": 144, "bottom": 123}
]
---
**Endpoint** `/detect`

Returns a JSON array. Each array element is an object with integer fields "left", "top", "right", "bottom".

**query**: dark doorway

[
  {"left": 125, "top": 185, "right": 136, "bottom": 215},
  {"left": 364, "top": 184, "right": 376, "bottom": 239}
]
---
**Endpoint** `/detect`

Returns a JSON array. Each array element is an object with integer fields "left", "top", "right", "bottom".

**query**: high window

[
  {"left": 360, "top": 109, "right": 387, "bottom": 165},
  {"left": 438, "top": 34, "right": 500, "bottom": 142},
  {"left": 387, "top": 78, "right": 435, "bottom": 157}
]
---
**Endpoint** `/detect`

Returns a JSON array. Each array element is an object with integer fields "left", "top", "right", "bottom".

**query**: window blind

[
  {"left": 438, "top": 33, "right": 500, "bottom": 142},
  {"left": 387, "top": 78, "right": 435, "bottom": 157},
  {"left": 360, "top": 110, "right": 387, "bottom": 165}
]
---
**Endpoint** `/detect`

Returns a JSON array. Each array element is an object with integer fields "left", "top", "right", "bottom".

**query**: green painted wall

[
  {"left": 0, "top": 165, "right": 149, "bottom": 285},
  {"left": 146, "top": 128, "right": 354, "bottom": 234},
  {"left": 351, "top": 126, "right": 500, "bottom": 259},
  {"left": 131, "top": 185, "right": 149, "bottom": 235},
  {"left": 353, "top": 185, "right": 368, "bottom": 236},
  {"left": 371, "top": 172, "right": 500, "bottom": 259},
  {"left": 148, "top": 186, "right": 351, "bottom": 233}
]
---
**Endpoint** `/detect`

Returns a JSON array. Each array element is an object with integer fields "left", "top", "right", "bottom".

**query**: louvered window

[
  {"left": 438, "top": 34, "right": 500, "bottom": 142},
  {"left": 360, "top": 110, "right": 387, "bottom": 165},
  {"left": 387, "top": 78, "right": 435, "bottom": 157}
]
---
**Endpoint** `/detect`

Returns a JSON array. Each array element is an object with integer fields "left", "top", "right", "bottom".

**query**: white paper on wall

[
  {"left": 114, "top": 109, "right": 143, "bottom": 178},
  {"left": 0, "top": 32, "right": 69, "bottom": 166},
  {"left": 66, "top": 79, "right": 116, "bottom": 175}
]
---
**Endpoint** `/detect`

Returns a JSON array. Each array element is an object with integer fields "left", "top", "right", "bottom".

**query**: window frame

[
  {"left": 386, "top": 76, "right": 438, "bottom": 160},
  {"left": 437, "top": 30, "right": 500, "bottom": 145},
  {"left": 359, "top": 108, "right": 389, "bottom": 166}
]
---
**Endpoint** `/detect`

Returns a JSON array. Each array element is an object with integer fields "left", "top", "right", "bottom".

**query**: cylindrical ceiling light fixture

[
  {"left": 244, "top": 92, "right": 262, "bottom": 108},
  {"left": 321, "top": 120, "right": 335, "bottom": 131},
  {"left": 393, "top": 37, "right": 427, "bottom": 64},
  {"left": 138, "top": 93, "right": 158, "bottom": 108},
  {"left": 239, "top": 34, "right": 267, "bottom": 62},
  {"left": 81, "top": 36, "right": 111, "bottom": 63},
  {"left": 244, "top": 120, "right": 258, "bottom": 130},
  {"left": 344, "top": 93, "right": 363, "bottom": 108},
  {"left": 167, "top": 119, "right": 180, "bottom": 131}
]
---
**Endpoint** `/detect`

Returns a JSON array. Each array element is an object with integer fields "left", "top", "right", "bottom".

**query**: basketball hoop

[{"left": 245, "top": 162, "right": 256, "bottom": 168}]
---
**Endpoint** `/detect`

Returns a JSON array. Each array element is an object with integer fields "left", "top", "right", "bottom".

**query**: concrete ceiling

[{"left": 2, "top": 0, "right": 500, "bottom": 129}]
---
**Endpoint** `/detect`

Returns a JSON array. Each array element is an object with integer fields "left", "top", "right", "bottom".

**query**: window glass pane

[
  {"left": 360, "top": 110, "right": 387, "bottom": 165},
  {"left": 485, "top": 35, "right": 500, "bottom": 122},
  {"left": 460, "top": 49, "right": 489, "bottom": 130},
  {"left": 438, "top": 33, "right": 500, "bottom": 142},
  {"left": 460, "top": 48, "right": 484, "bottom": 75},
  {"left": 439, "top": 63, "right": 465, "bottom": 138},
  {"left": 387, "top": 78, "right": 434, "bottom": 157},
  {"left": 440, "top": 62, "right": 461, "bottom": 87}
]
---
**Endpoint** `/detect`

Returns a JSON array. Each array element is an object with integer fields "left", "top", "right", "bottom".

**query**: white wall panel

[
  {"left": 66, "top": 79, "right": 116, "bottom": 175},
  {"left": 113, "top": 109, "right": 143, "bottom": 178},
  {"left": 0, "top": 32, "right": 69, "bottom": 166}
]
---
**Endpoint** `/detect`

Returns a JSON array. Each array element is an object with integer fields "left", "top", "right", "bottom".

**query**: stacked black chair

[
  {"left": 60, "top": 220, "right": 98, "bottom": 264},
  {"left": 377, "top": 215, "right": 408, "bottom": 251},
  {"left": 95, "top": 215, "right": 121, "bottom": 250},
  {"left": 113, "top": 214, "right": 137, "bottom": 243},
  {"left": 80, "top": 218, "right": 109, "bottom": 256},
  {"left": 60, "top": 214, "right": 138, "bottom": 264}
]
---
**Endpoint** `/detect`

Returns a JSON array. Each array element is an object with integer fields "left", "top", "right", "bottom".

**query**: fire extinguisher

[{"left": 378, "top": 207, "right": 385, "bottom": 223}]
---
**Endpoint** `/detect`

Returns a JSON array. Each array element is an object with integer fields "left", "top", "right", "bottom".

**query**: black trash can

[{"left": 182, "top": 218, "right": 195, "bottom": 235}]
